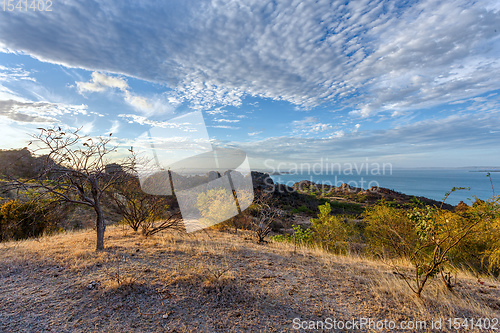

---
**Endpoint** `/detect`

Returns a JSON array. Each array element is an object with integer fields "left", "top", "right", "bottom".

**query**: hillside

[{"left": 1, "top": 226, "right": 499, "bottom": 332}]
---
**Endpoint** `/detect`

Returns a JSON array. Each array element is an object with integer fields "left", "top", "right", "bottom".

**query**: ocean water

[{"left": 269, "top": 169, "right": 498, "bottom": 206}]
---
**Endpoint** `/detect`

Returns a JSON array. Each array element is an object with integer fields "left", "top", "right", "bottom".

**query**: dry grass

[{"left": 1, "top": 226, "right": 499, "bottom": 332}]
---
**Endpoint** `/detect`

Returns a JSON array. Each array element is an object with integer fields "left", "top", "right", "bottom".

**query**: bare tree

[
  {"left": 252, "top": 191, "right": 282, "bottom": 243},
  {"left": 141, "top": 210, "right": 183, "bottom": 236},
  {"left": 15, "top": 127, "right": 133, "bottom": 251},
  {"left": 110, "top": 176, "right": 182, "bottom": 235}
]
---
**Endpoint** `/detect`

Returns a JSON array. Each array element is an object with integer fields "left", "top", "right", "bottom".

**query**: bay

[{"left": 269, "top": 169, "right": 498, "bottom": 206}]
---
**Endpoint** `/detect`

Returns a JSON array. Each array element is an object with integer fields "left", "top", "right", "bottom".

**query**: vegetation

[
  {"left": 270, "top": 184, "right": 500, "bottom": 298},
  {"left": 250, "top": 191, "right": 282, "bottom": 243},
  {"left": 10, "top": 127, "right": 134, "bottom": 250},
  {"left": 1, "top": 147, "right": 499, "bottom": 304},
  {"left": 196, "top": 187, "right": 241, "bottom": 229},
  {"left": 363, "top": 194, "right": 500, "bottom": 296},
  {"left": 309, "top": 202, "right": 363, "bottom": 254},
  {"left": 0, "top": 198, "right": 58, "bottom": 241},
  {"left": 110, "top": 176, "right": 181, "bottom": 236}
]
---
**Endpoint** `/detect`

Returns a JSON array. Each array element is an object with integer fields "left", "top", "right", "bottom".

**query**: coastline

[{"left": 267, "top": 169, "right": 497, "bottom": 206}]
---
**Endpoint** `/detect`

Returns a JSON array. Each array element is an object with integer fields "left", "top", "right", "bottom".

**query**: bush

[
  {"left": 363, "top": 198, "right": 497, "bottom": 296},
  {"left": 0, "top": 199, "right": 57, "bottom": 241},
  {"left": 290, "top": 205, "right": 313, "bottom": 214},
  {"left": 451, "top": 197, "right": 500, "bottom": 274},
  {"left": 320, "top": 199, "right": 364, "bottom": 215},
  {"left": 270, "top": 224, "right": 313, "bottom": 244},
  {"left": 310, "top": 202, "right": 361, "bottom": 254},
  {"left": 364, "top": 203, "right": 416, "bottom": 259},
  {"left": 110, "top": 176, "right": 180, "bottom": 235}
]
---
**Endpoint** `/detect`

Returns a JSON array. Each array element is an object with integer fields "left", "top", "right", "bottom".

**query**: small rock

[{"left": 87, "top": 281, "right": 100, "bottom": 290}]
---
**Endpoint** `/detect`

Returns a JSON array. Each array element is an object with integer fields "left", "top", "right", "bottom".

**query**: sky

[{"left": 0, "top": 0, "right": 500, "bottom": 171}]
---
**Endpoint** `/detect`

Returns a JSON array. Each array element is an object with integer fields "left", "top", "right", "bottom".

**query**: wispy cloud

[
  {"left": 213, "top": 118, "right": 240, "bottom": 123},
  {"left": 118, "top": 113, "right": 200, "bottom": 132},
  {"left": 248, "top": 131, "right": 263, "bottom": 136},
  {"left": 235, "top": 112, "right": 500, "bottom": 167},
  {"left": 76, "top": 72, "right": 157, "bottom": 112},
  {"left": 76, "top": 72, "right": 128, "bottom": 94},
  {"left": 0, "top": 99, "right": 88, "bottom": 123},
  {"left": 106, "top": 120, "right": 120, "bottom": 135},
  {"left": 292, "top": 117, "right": 334, "bottom": 135},
  {"left": 0, "top": 66, "right": 36, "bottom": 83},
  {"left": 207, "top": 125, "right": 241, "bottom": 130}
]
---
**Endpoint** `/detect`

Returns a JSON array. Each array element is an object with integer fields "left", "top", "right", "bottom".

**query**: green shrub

[
  {"left": 0, "top": 199, "right": 57, "bottom": 241},
  {"left": 356, "top": 195, "right": 368, "bottom": 203},
  {"left": 270, "top": 224, "right": 313, "bottom": 244},
  {"left": 292, "top": 224, "right": 314, "bottom": 243},
  {"left": 364, "top": 203, "right": 416, "bottom": 258},
  {"left": 290, "top": 205, "right": 313, "bottom": 214},
  {"left": 325, "top": 200, "right": 364, "bottom": 214},
  {"left": 451, "top": 197, "right": 500, "bottom": 273},
  {"left": 310, "top": 202, "right": 361, "bottom": 254},
  {"left": 363, "top": 197, "right": 500, "bottom": 296}
]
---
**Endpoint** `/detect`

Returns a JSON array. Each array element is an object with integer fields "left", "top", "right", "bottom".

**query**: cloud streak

[
  {"left": 0, "top": 99, "right": 88, "bottom": 123},
  {"left": 234, "top": 112, "right": 500, "bottom": 167}
]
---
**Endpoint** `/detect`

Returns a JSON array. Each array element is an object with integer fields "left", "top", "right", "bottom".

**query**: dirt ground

[{"left": 1, "top": 226, "right": 499, "bottom": 332}]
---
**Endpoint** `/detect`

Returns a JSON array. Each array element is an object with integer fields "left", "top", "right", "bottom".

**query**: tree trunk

[{"left": 94, "top": 195, "right": 106, "bottom": 251}]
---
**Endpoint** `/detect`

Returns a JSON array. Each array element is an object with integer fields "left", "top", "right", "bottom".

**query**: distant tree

[
  {"left": 14, "top": 127, "right": 133, "bottom": 251},
  {"left": 252, "top": 191, "right": 282, "bottom": 243}
]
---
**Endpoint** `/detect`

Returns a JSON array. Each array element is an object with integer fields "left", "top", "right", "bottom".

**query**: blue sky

[{"left": 0, "top": 0, "right": 500, "bottom": 170}]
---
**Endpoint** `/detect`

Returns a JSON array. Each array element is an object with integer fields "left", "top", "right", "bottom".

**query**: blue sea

[{"left": 269, "top": 169, "right": 499, "bottom": 206}]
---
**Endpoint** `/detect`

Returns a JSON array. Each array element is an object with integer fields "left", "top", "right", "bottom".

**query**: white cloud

[
  {"left": 0, "top": 0, "right": 497, "bottom": 114},
  {"left": 118, "top": 113, "right": 199, "bottom": 132},
  {"left": 0, "top": 66, "right": 36, "bottom": 83},
  {"left": 124, "top": 91, "right": 153, "bottom": 110},
  {"left": 79, "top": 121, "right": 95, "bottom": 135},
  {"left": 76, "top": 72, "right": 128, "bottom": 94},
  {"left": 207, "top": 125, "right": 240, "bottom": 130},
  {"left": 292, "top": 117, "right": 333, "bottom": 135},
  {"left": 0, "top": 99, "right": 88, "bottom": 123},
  {"left": 213, "top": 118, "right": 240, "bottom": 123},
  {"left": 76, "top": 72, "right": 176, "bottom": 116},
  {"left": 0, "top": 84, "right": 24, "bottom": 102},
  {"left": 107, "top": 120, "right": 120, "bottom": 135}
]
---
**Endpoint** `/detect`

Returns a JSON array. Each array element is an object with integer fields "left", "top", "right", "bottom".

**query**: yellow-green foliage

[
  {"left": 0, "top": 199, "right": 57, "bottom": 241},
  {"left": 454, "top": 197, "right": 500, "bottom": 273},
  {"left": 197, "top": 188, "right": 238, "bottom": 227},
  {"left": 310, "top": 202, "right": 360, "bottom": 254},
  {"left": 364, "top": 198, "right": 500, "bottom": 275},
  {"left": 364, "top": 203, "right": 416, "bottom": 258}
]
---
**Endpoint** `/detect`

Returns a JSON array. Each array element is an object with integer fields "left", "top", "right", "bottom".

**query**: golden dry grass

[{"left": 1, "top": 226, "right": 499, "bottom": 332}]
